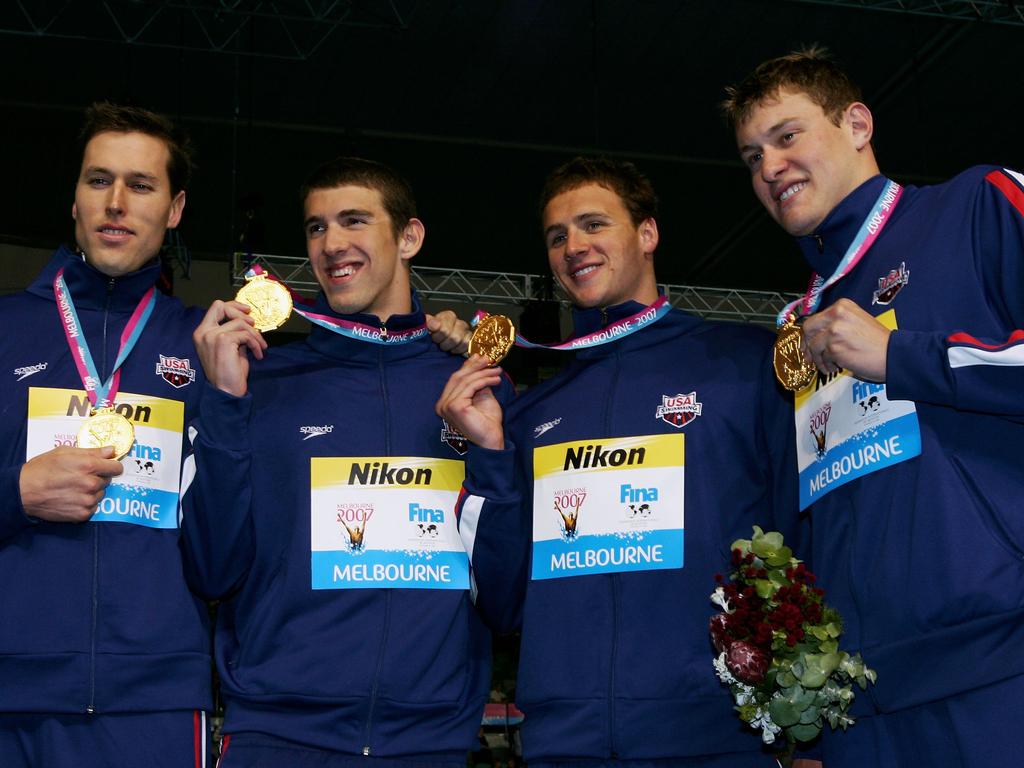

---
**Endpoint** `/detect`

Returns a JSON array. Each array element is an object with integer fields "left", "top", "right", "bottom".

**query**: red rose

[{"left": 726, "top": 641, "right": 769, "bottom": 684}]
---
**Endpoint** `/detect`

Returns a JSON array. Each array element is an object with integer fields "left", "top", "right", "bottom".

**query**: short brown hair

[
  {"left": 721, "top": 45, "right": 864, "bottom": 128},
  {"left": 539, "top": 156, "right": 659, "bottom": 227},
  {"left": 300, "top": 156, "right": 417, "bottom": 240},
  {"left": 79, "top": 102, "right": 194, "bottom": 195}
]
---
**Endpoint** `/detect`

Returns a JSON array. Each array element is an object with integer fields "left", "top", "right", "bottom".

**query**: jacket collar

[
  {"left": 796, "top": 174, "right": 889, "bottom": 277},
  {"left": 305, "top": 290, "right": 432, "bottom": 363},
  {"left": 27, "top": 245, "right": 161, "bottom": 312}
]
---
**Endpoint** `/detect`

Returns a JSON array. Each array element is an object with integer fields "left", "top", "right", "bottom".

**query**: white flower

[
  {"left": 713, "top": 652, "right": 737, "bottom": 684},
  {"left": 710, "top": 586, "right": 733, "bottom": 613},
  {"left": 749, "top": 707, "right": 781, "bottom": 744},
  {"left": 734, "top": 683, "right": 756, "bottom": 706}
]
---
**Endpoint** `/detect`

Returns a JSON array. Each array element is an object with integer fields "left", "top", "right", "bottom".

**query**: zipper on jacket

[
  {"left": 361, "top": 348, "right": 394, "bottom": 754},
  {"left": 86, "top": 278, "right": 115, "bottom": 715},
  {"left": 101, "top": 277, "right": 115, "bottom": 382},
  {"left": 604, "top": 349, "right": 621, "bottom": 757},
  {"left": 87, "top": 524, "right": 99, "bottom": 713}
]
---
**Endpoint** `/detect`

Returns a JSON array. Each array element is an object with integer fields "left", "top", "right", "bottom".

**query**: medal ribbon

[
  {"left": 242, "top": 264, "right": 426, "bottom": 345},
  {"left": 53, "top": 267, "right": 156, "bottom": 410},
  {"left": 472, "top": 295, "right": 671, "bottom": 352},
  {"left": 776, "top": 179, "right": 903, "bottom": 326},
  {"left": 293, "top": 306, "right": 428, "bottom": 345}
]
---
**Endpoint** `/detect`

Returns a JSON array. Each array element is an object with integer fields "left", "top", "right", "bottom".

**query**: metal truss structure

[
  {"left": 233, "top": 252, "right": 799, "bottom": 327},
  {"left": 785, "top": 0, "right": 1024, "bottom": 27},
  {"left": 3, "top": 1, "right": 417, "bottom": 60}
]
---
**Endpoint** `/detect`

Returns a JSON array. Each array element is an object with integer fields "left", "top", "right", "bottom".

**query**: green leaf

[
  {"left": 826, "top": 622, "right": 841, "bottom": 638},
  {"left": 790, "top": 722, "right": 822, "bottom": 742},
  {"left": 776, "top": 669, "right": 797, "bottom": 688},
  {"left": 764, "top": 546, "right": 794, "bottom": 567},
  {"left": 754, "top": 579, "right": 775, "bottom": 599},
  {"left": 798, "top": 653, "right": 839, "bottom": 689},
  {"left": 769, "top": 697, "right": 800, "bottom": 727}
]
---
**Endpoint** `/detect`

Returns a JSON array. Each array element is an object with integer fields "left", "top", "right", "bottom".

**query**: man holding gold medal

[
  {"left": 726, "top": 48, "right": 1024, "bottom": 766},
  {"left": 181, "top": 156, "right": 512, "bottom": 765},
  {"left": 437, "top": 157, "right": 798, "bottom": 766},
  {"left": 0, "top": 104, "right": 213, "bottom": 766}
]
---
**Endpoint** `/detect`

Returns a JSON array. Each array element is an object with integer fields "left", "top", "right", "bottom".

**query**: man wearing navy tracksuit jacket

[
  {"left": 0, "top": 105, "right": 212, "bottom": 766},
  {"left": 182, "top": 157, "right": 510, "bottom": 766},
  {"left": 728, "top": 48, "right": 1024, "bottom": 766},
  {"left": 438, "top": 157, "right": 798, "bottom": 766}
]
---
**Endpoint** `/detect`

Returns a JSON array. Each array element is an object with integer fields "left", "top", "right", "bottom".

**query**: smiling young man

[
  {"left": 182, "top": 156, "right": 512, "bottom": 767},
  {"left": 725, "top": 48, "right": 1024, "bottom": 767},
  {"left": 0, "top": 103, "right": 212, "bottom": 767},
  {"left": 437, "top": 157, "right": 798, "bottom": 766}
]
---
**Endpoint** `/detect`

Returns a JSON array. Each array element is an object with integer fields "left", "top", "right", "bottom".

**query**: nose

[
  {"left": 564, "top": 227, "right": 588, "bottom": 259},
  {"left": 324, "top": 224, "right": 349, "bottom": 254},
  {"left": 105, "top": 180, "right": 125, "bottom": 216},
  {"left": 760, "top": 146, "right": 786, "bottom": 182}
]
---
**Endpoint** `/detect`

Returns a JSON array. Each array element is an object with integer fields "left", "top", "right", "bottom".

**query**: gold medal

[
  {"left": 235, "top": 272, "right": 293, "bottom": 332},
  {"left": 468, "top": 314, "right": 516, "bottom": 365},
  {"left": 773, "top": 316, "right": 817, "bottom": 392},
  {"left": 77, "top": 408, "right": 136, "bottom": 460}
]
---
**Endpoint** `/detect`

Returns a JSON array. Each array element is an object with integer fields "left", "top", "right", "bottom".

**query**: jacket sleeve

[
  {"left": 886, "top": 168, "right": 1024, "bottom": 418},
  {"left": 456, "top": 439, "right": 531, "bottom": 635},
  {"left": 178, "top": 384, "right": 257, "bottom": 600},
  {"left": 0, "top": 465, "right": 33, "bottom": 542}
]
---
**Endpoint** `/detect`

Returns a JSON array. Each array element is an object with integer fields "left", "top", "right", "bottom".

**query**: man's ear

[
  {"left": 398, "top": 218, "right": 425, "bottom": 263},
  {"left": 845, "top": 102, "right": 874, "bottom": 151},
  {"left": 167, "top": 190, "right": 186, "bottom": 229},
  {"left": 639, "top": 217, "right": 659, "bottom": 257}
]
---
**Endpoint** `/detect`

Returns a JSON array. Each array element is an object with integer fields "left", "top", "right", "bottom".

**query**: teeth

[
  {"left": 329, "top": 265, "right": 356, "bottom": 278},
  {"left": 101, "top": 228, "right": 130, "bottom": 235},
  {"left": 573, "top": 265, "right": 598, "bottom": 278},
  {"left": 779, "top": 183, "right": 805, "bottom": 202}
]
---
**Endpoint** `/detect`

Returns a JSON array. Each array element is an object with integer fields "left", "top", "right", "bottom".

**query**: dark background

[{"left": 2, "top": 0, "right": 1022, "bottom": 293}]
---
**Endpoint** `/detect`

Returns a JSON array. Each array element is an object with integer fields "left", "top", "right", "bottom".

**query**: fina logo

[{"left": 301, "top": 424, "right": 334, "bottom": 440}]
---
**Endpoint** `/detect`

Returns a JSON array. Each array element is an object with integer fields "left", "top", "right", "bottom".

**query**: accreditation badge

[
  {"left": 794, "top": 309, "right": 921, "bottom": 510},
  {"left": 531, "top": 434, "right": 684, "bottom": 581},
  {"left": 26, "top": 387, "right": 185, "bottom": 529},
  {"left": 309, "top": 456, "right": 469, "bottom": 590}
]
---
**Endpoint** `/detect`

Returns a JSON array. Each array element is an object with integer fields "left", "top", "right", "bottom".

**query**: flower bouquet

[{"left": 710, "top": 526, "right": 875, "bottom": 764}]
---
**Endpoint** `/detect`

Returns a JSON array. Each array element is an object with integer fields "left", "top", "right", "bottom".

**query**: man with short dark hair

[
  {"left": 182, "top": 156, "right": 511, "bottom": 766},
  {"left": 726, "top": 47, "right": 1024, "bottom": 767},
  {"left": 437, "top": 156, "right": 797, "bottom": 766},
  {"left": 0, "top": 102, "right": 212, "bottom": 767}
]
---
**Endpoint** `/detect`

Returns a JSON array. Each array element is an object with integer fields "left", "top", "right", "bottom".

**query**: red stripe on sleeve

[
  {"left": 948, "top": 329, "right": 1024, "bottom": 350},
  {"left": 986, "top": 170, "right": 1024, "bottom": 218}
]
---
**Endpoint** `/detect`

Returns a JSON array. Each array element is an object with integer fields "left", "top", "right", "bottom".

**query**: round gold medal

[
  {"left": 77, "top": 408, "right": 136, "bottom": 460},
  {"left": 773, "top": 318, "right": 817, "bottom": 392},
  {"left": 235, "top": 273, "right": 293, "bottom": 332},
  {"left": 468, "top": 314, "right": 516, "bottom": 365}
]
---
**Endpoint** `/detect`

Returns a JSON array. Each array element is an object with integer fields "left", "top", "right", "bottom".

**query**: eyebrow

[
  {"left": 83, "top": 165, "right": 160, "bottom": 182},
  {"left": 739, "top": 117, "right": 799, "bottom": 154},
  {"left": 544, "top": 211, "right": 607, "bottom": 239},
  {"left": 303, "top": 208, "right": 375, "bottom": 228}
]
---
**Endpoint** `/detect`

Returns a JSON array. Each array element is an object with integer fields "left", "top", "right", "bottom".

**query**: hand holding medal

[
  {"left": 773, "top": 179, "right": 903, "bottom": 392},
  {"left": 235, "top": 266, "right": 293, "bottom": 331},
  {"left": 467, "top": 314, "right": 516, "bottom": 365}
]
